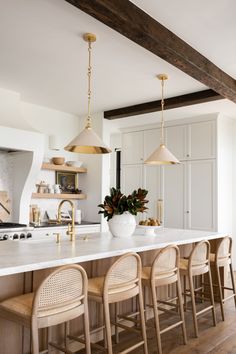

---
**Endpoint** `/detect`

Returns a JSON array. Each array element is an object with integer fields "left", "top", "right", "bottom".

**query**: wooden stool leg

[
  {"left": 115, "top": 302, "right": 119, "bottom": 344},
  {"left": 31, "top": 321, "right": 39, "bottom": 354},
  {"left": 138, "top": 289, "right": 148, "bottom": 354},
  {"left": 183, "top": 275, "right": 187, "bottom": 311},
  {"left": 151, "top": 282, "right": 162, "bottom": 354},
  {"left": 189, "top": 274, "right": 198, "bottom": 338},
  {"left": 64, "top": 322, "right": 70, "bottom": 349},
  {"left": 216, "top": 264, "right": 225, "bottom": 321},
  {"left": 229, "top": 263, "right": 236, "bottom": 308},
  {"left": 208, "top": 269, "right": 217, "bottom": 327},
  {"left": 177, "top": 277, "right": 187, "bottom": 344},
  {"left": 47, "top": 326, "right": 52, "bottom": 352},
  {"left": 84, "top": 299, "right": 91, "bottom": 354},
  {"left": 103, "top": 301, "right": 113, "bottom": 354}
]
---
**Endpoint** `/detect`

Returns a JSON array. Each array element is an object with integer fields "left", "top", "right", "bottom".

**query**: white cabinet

[
  {"left": 163, "top": 159, "right": 216, "bottom": 231},
  {"left": 121, "top": 118, "right": 220, "bottom": 232},
  {"left": 186, "top": 159, "right": 216, "bottom": 231},
  {"left": 188, "top": 121, "right": 216, "bottom": 160},
  {"left": 143, "top": 129, "right": 161, "bottom": 160},
  {"left": 143, "top": 165, "right": 162, "bottom": 219},
  {"left": 163, "top": 163, "right": 186, "bottom": 229},
  {"left": 166, "top": 125, "right": 187, "bottom": 161},
  {"left": 121, "top": 165, "right": 143, "bottom": 195},
  {"left": 122, "top": 131, "right": 143, "bottom": 164}
]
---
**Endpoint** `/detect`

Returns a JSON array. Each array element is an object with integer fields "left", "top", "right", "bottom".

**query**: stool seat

[
  {"left": 0, "top": 293, "right": 33, "bottom": 325},
  {"left": 142, "top": 266, "right": 176, "bottom": 281},
  {"left": 88, "top": 276, "right": 137, "bottom": 296},
  {"left": 179, "top": 258, "right": 188, "bottom": 271}
]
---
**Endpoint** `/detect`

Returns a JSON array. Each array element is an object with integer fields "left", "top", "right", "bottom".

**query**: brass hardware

[
  {"left": 58, "top": 200, "right": 75, "bottom": 242},
  {"left": 83, "top": 236, "right": 88, "bottom": 241},
  {"left": 83, "top": 33, "right": 97, "bottom": 42},
  {"left": 157, "top": 74, "right": 168, "bottom": 81},
  {"left": 53, "top": 233, "right": 61, "bottom": 244}
]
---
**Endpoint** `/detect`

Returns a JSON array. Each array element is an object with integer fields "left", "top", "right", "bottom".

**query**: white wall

[{"left": 0, "top": 87, "right": 83, "bottom": 222}]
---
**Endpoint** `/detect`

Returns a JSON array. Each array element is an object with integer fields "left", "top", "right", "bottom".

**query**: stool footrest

[
  {"left": 48, "top": 341, "right": 74, "bottom": 354},
  {"left": 119, "top": 340, "right": 145, "bottom": 354},
  {"left": 111, "top": 320, "right": 141, "bottom": 334},
  {"left": 160, "top": 320, "right": 184, "bottom": 335}
]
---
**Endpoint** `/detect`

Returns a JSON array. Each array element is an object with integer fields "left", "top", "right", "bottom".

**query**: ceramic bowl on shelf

[
  {"left": 137, "top": 225, "right": 162, "bottom": 235},
  {"left": 51, "top": 157, "right": 65, "bottom": 165},
  {"left": 66, "top": 161, "right": 83, "bottom": 168}
]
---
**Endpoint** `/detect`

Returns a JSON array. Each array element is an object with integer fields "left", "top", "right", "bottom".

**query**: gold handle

[
  {"left": 53, "top": 233, "right": 61, "bottom": 244},
  {"left": 67, "top": 224, "right": 72, "bottom": 235}
]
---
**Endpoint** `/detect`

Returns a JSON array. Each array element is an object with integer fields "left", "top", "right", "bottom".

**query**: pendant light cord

[
  {"left": 160, "top": 77, "right": 165, "bottom": 145},
  {"left": 86, "top": 40, "right": 92, "bottom": 129}
]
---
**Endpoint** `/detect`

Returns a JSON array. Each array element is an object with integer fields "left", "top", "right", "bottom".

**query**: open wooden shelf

[
  {"left": 32, "top": 193, "right": 87, "bottom": 200},
  {"left": 42, "top": 162, "right": 87, "bottom": 173}
]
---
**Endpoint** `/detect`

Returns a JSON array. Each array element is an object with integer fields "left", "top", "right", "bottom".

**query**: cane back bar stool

[
  {"left": 210, "top": 235, "right": 236, "bottom": 321},
  {"left": 142, "top": 244, "right": 187, "bottom": 354},
  {"left": 87, "top": 252, "right": 148, "bottom": 354},
  {"left": 180, "top": 240, "right": 216, "bottom": 337},
  {"left": 0, "top": 264, "right": 91, "bottom": 354}
]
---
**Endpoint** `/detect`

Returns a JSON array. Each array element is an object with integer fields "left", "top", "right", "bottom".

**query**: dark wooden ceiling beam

[
  {"left": 65, "top": 0, "right": 236, "bottom": 103},
  {"left": 104, "top": 89, "right": 223, "bottom": 119}
]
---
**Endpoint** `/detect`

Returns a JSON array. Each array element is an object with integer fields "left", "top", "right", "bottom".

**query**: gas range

[{"left": 0, "top": 223, "right": 34, "bottom": 241}]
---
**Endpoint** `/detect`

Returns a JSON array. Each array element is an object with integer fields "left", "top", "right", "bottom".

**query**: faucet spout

[{"left": 57, "top": 199, "right": 75, "bottom": 241}]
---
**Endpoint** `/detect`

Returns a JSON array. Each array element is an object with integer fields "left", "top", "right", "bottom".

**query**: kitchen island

[
  {"left": 0, "top": 228, "right": 227, "bottom": 354},
  {"left": 0, "top": 228, "right": 227, "bottom": 276}
]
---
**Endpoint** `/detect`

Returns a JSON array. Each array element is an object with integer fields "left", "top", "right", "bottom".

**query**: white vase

[{"left": 108, "top": 212, "right": 136, "bottom": 238}]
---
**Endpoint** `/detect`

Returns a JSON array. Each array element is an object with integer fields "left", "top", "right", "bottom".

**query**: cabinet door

[
  {"left": 121, "top": 165, "right": 143, "bottom": 195},
  {"left": 186, "top": 159, "right": 216, "bottom": 231},
  {"left": 122, "top": 131, "right": 143, "bottom": 164},
  {"left": 189, "top": 121, "right": 216, "bottom": 159},
  {"left": 166, "top": 125, "right": 187, "bottom": 161},
  {"left": 143, "top": 165, "right": 162, "bottom": 219},
  {"left": 163, "top": 163, "right": 186, "bottom": 229},
  {"left": 143, "top": 128, "right": 161, "bottom": 160}
]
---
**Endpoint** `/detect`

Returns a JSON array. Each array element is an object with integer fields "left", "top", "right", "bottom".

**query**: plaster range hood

[{"left": 0, "top": 125, "right": 44, "bottom": 224}]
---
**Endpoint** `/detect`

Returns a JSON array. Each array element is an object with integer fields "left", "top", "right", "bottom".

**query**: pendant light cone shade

[
  {"left": 64, "top": 33, "right": 111, "bottom": 154},
  {"left": 145, "top": 144, "right": 180, "bottom": 165},
  {"left": 145, "top": 74, "right": 180, "bottom": 165},
  {"left": 64, "top": 126, "right": 111, "bottom": 154}
]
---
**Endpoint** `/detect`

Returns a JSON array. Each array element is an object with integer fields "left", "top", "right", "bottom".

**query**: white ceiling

[{"left": 0, "top": 0, "right": 235, "bottom": 121}]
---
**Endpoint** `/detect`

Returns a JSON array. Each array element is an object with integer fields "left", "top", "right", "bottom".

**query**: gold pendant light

[
  {"left": 145, "top": 74, "right": 180, "bottom": 165},
  {"left": 65, "top": 33, "right": 111, "bottom": 154}
]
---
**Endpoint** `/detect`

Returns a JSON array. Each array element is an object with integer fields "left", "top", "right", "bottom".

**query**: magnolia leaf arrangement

[{"left": 98, "top": 187, "right": 149, "bottom": 221}]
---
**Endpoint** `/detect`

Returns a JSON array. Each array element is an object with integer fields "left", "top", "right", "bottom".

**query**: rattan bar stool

[
  {"left": 0, "top": 264, "right": 91, "bottom": 354},
  {"left": 210, "top": 235, "right": 236, "bottom": 321},
  {"left": 180, "top": 240, "right": 216, "bottom": 337},
  {"left": 142, "top": 244, "right": 187, "bottom": 354},
  {"left": 86, "top": 252, "right": 148, "bottom": 354}
]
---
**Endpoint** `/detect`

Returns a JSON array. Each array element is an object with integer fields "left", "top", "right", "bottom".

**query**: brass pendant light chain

[
  {"left": 160, "top": 77, "right": 165, "bottom": 145},
  {"left": 86, "top": 39, "right": 92, "bottom": 129}
]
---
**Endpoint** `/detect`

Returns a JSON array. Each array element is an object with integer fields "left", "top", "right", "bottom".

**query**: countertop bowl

[
  {"left": 66, "top": 161, "right": 83, "bottom": 168},
  {"left": 51, "top": 157, "right": 65, "bottom": 165}
]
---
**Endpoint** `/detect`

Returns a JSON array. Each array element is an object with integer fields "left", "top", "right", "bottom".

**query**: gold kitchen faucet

[{"left": 57, "top": 199, "right": 75, "bottom": 241}]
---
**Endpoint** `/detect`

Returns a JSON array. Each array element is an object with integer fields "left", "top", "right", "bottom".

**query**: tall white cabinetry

[{"left": 121, "top": 118, "right": 221, "bottom": 232}]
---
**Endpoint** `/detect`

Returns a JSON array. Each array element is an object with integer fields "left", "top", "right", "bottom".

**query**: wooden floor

[{"left": 81, "top": 299, "right": 236, "bottom": 354}]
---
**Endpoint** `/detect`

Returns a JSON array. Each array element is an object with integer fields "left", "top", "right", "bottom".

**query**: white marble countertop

[{"left": 0, "top": 228, "right": 226, "bottom": 276}]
